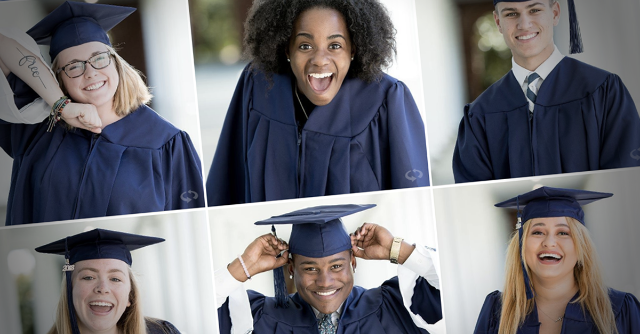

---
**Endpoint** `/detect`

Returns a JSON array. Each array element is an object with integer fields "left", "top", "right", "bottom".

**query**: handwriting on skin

[{"left": 17, "top": 48, "right": 46, "bottom": 89}]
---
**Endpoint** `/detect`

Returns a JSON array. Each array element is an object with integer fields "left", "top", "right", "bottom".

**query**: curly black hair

[{"left": 243, "top": 0, "right": 396, "bottom": 83}]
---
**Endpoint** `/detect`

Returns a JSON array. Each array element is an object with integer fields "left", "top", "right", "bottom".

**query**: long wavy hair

[
  {"left": 51, "top": 44, "right": 152, "bottom": 117},
  {"left": 47, "top": 267, "right": 147, "bottom": 334},
  {"left": 498, "top": 217, "right": 617, "bottom": 334}
]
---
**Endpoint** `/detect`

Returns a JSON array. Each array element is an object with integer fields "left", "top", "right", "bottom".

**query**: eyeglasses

[{"left": 57, "top": 51, "right": 112, "bottom": 78}]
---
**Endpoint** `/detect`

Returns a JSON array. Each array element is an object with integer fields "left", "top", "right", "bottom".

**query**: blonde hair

[
  {"left": 51, "top": 44, "right": 152, "bottom": 118},
  {"left": 47, "top": 267, "right": 147, "bottom": 334},
  {"left": 498, "top": 217, "right": 617, "bottom": 334}
]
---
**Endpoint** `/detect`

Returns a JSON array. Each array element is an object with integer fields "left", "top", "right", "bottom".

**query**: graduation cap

[
  {"left": 26, "top": 1, "right": 136, "bottom": 60},
  {"left": 493, "top": 0, "right": 584, "bottom": 54},
  {"left": 255, "top": 204, "right": 376, "bottom": 307},
  {"left": 36, "top": 228, "right": 164, "bottom": 334},
  {"left": 495, "top": 186, "right": 612, "bottom": 299}
]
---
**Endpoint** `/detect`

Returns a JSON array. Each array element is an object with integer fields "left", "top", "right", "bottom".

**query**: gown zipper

[
  {"left": 528, "top": 110, "right": 535, "bottom": 175},
  {"left": 71, "top": 132, "right": 100, "bottom": 218}
]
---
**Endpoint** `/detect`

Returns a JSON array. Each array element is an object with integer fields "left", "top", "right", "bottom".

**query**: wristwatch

[{"left": 389, "top": 237, "right": 403, "bottom": 264}]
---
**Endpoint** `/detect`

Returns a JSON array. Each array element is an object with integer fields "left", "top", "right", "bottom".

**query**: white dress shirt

[{"left": 511, "top": 45, "right": 565, "bottom": 112}]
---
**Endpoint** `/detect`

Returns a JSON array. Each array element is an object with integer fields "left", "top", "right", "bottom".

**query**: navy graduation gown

[
  {"left": 474, "top": 289, "right": 640, "bottom": 334},
  {"left": 206, "top": 65, "right": 430, "bottom": 206},
  {"left": 453, "top": 57, "right": 640, "bottom": 183},
  {"left": 1, "top": 88, "right": 205, "bottom": 224},
  {"left": 218, "top": 277, "right": 442, "bottom": 334}
]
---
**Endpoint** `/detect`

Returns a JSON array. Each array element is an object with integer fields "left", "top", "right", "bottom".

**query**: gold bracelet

[{"left": 389, "top": 237, "right": 403, "bottom": 264}]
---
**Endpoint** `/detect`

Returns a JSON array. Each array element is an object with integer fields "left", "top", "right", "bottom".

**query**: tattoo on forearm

[{"left": 17, "top": 48, "right": 46, "bottom": 89}]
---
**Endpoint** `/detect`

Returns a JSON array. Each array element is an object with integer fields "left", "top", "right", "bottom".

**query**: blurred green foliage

[
  {"left": 17, "top": 275, "right": 34, "bottom": 334},
  {"left": 191, "top": 0, "right": 242, "bottom": 64},
  {"left": 473, "top": 12, "right": 511, "bottom": 91}
]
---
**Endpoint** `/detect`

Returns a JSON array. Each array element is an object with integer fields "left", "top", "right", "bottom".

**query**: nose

[
  {"left": 315, "top": 270, "right": 335, "bottom": 287},
  {"left": 310, "top": 48, "right": 330, "bottom": 67},
  {"left": 84, "top": 62, "right": 99, "bottom": 78},
  {"left": 542, "top": 233, "right": 557, "bottom": 247},
  {"left": 94, "top": 278, "right": 110, "bottom": 294},
  {"left": 516, "top": 13, "right": 533, "bottom": 30}
]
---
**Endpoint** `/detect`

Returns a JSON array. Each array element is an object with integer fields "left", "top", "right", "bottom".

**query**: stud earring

[
  {"left": 353, "top": 268, "right": 356, "bottom": 274},
  {"left": 351, "top": 57, "right": 354, "bottom": 61},
  {"left": 287, "top": 58, "right": 291, "bottom": 62},
  {"left": 289, "top": 274, "right": 293, "bottom": 279}
]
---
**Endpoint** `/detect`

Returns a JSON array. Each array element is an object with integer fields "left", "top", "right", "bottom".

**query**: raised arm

[{"left": 0, "top": 31, "right": 101, "bottom": 132}]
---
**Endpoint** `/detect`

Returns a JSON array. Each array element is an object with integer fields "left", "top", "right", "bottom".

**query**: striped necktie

[
  {"left": 318, "top": 313, "right": 336, "bottom": 334},
  {"left": 526, "top": 72, "right": 540, "bottom": 112}
]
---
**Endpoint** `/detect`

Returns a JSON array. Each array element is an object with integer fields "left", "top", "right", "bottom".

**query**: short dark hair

[{"left": 243, "top": 0, "right": 396, "bottom": 83}]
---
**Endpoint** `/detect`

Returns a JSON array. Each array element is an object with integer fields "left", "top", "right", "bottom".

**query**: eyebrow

[
  {"left": 532, "top": 222, "right": 569, "bottom": 228},
  {"left": 67, "top": 51, "right": 107, "bottom": 64},
  {"left": 500, "top": 2, "right": 544, "bottom": 13},
  {"left": 294, "top": 33, "right": 347, "bottom": 41}
]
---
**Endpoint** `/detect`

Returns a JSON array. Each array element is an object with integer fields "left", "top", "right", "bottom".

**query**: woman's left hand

[{"left": 61, "top": 102, "right": 102, "bottom": 133}]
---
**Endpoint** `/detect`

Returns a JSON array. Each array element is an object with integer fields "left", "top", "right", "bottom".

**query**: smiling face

[
  {"left": 57, "top": 41, "right": 119, "bottom": 113},
  {"left": 72, "top": 259, "right": 131, "bottom": 334},
  {"left": 524, "top": 217, "right": 578, "bottom": 284},
  {"left": 286, "top": 7, "right": 354, "bottom": 106},
  {"left": 290, "top": 250, "right": 356, "bottom": 314},
  {"left": 494, "top": 0, "right": 560, "bottom": 70}
]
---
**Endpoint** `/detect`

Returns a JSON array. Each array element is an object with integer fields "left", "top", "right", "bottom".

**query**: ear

[
  {"left": 493, "top": 10, "right": 503, "bottom": 34},
  {"left": 351, "top": 45, "right": 356, "bottom": 59},
  {"left": 288, "top": 258, "right": 295, "bottom": 277},
  {"left": 350, "top": 252, "right": 357, "bottom": 271},
  {"left": 552, "top": 1, "right": 561, "bottom": 26}
]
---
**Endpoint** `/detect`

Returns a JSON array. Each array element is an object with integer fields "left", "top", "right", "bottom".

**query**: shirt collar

[
  {"left": 511, "top": 45, "right": 565, "bottom": 86},
  {"left": 311, "top": 303, "right": 343, "bottom": 323}
]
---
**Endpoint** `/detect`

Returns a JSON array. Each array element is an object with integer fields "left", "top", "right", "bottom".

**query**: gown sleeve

[
  {"left": 452, "top": 103, "right": 494, "bottom": 183},
  {"left": 616, "top": 292, "right": 640, "bottom": 333},
  {"left": 163, "top": 130, "right": 205, "bottom": 209},
  {"left": 0, "top": 27, "right": 52, "bottom": 124},
  {"left": 597, "top": 74, "right": 640, "bottom": 168},
  {"left": 473, "top": 290, "right": 501, "bottom": 334},
  {"left": 392, "top": 245, "right": 442, "bottom": 330},
  {"left": 205, "top": 68, "right": 252, "bottom": 206},
  {"left": 385, "top": 81, "right": 430, "bottom": 188}
]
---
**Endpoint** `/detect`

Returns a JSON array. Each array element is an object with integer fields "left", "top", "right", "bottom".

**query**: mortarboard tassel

[
  {"left": 64, "top": 238, "right": 81, "bottom": 334},
  {"left": 567, "top": 0, "right": 583, "bottom": 54},
  {"left": 272, "top": 225, "right": 289, "bottom": 308},
  {"left": 516, "top": 197, "right": 534, "bottom": 300}
]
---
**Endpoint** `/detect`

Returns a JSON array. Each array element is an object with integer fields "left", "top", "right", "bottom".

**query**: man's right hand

[{"left": 228, "top": 234, "right": 289, "bottom": 282}]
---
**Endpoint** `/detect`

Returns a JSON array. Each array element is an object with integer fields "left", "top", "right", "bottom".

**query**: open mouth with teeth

[
  {"left": 516, "top": 32, "right": 539, "bottom": 41},
  {"left": 308, "top": 73, "right": 333, "bottom": 93},
  {"left": 84, "top": 81, "right": 106, "bottom": 91},
  {"left": 538, "top": 252, "right": 563, "bottom": 264},
  {"left": 89, "top": 301, "right": 114, "bottom": 313},
  {"left": 314, "top": 288, "right": 340, "bottom": 298}
]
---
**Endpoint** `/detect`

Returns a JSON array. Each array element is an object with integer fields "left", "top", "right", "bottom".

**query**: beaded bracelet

[
  {"left": 47, "top": 96, "right": 70, "bottom": 132},
  {"left": 237, "top": 254, "right": 251, "bottom": 280}
]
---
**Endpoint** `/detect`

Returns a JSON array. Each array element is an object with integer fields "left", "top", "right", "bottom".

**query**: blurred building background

[
  {"left": 0, "top": 0, "right": 204, "bottom": 224},
  {"left": 0, "top": 210, "right": 217, "bottom": 334},
  {"left": 189, "top": 0, "right": 429, "bottom": 182}
]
